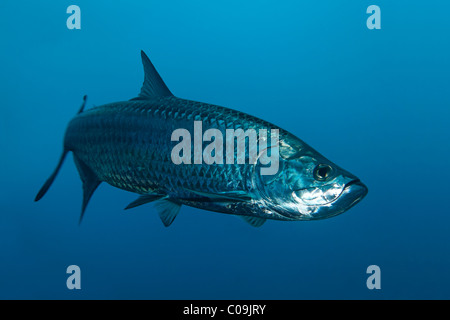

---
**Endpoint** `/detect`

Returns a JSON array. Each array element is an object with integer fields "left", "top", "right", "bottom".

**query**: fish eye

[{"left": 313, "top": 164, "right": 333, "bottom": 181}]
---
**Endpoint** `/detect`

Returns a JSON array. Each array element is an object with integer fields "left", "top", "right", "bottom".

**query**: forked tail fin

[
  {"left": 77, "top": 95, "right": 87, "bottom": 114},
  {"left": 34, "top": 95, "right": 88, "bottom": 202},
  {"left": 72, "top": 154, "right": 101, "bottom": 224},
  {"left": 34, "top": 150, "right": 68, "bottom": 201}
]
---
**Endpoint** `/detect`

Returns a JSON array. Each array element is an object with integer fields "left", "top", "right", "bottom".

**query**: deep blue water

[{"left": 1, "top": 1, "right": 449, "bottom": 299}]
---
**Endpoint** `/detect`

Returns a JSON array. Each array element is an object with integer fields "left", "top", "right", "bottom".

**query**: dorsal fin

[{"left": 132, "top": 50, "right": 173, "bottom": 100}]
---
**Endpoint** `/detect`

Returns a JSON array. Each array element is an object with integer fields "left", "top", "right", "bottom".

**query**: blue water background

[{"left": 0, "top": 1, "right": 449, "bottom": 299}]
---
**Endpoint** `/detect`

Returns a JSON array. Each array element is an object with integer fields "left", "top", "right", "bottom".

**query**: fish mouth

[
  {"left": 333, "top": 179, "right": 368, "bottom": 213},
  {"left": 344, "top": 179, "right": 368, "bottom": 200},
  {"left": 287, "top": 178, "right": 368, "bottom": 220}
]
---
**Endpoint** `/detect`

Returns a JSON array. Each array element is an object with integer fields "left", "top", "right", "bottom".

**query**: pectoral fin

[
  {"left": 184, "top": 188, "right": 252, "bottom": 202},
  {"left": 240, "top": 216, "right": 266, "bottom": 227}
]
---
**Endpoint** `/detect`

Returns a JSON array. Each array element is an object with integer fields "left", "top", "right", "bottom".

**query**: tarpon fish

[{"left": 35, "top": 51, "right": 368, "bottom": 227}]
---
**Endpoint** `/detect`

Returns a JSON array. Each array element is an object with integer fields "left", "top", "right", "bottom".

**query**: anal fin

[{"left": 73, "top": 154, "right": 101, "bottom": 224}]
